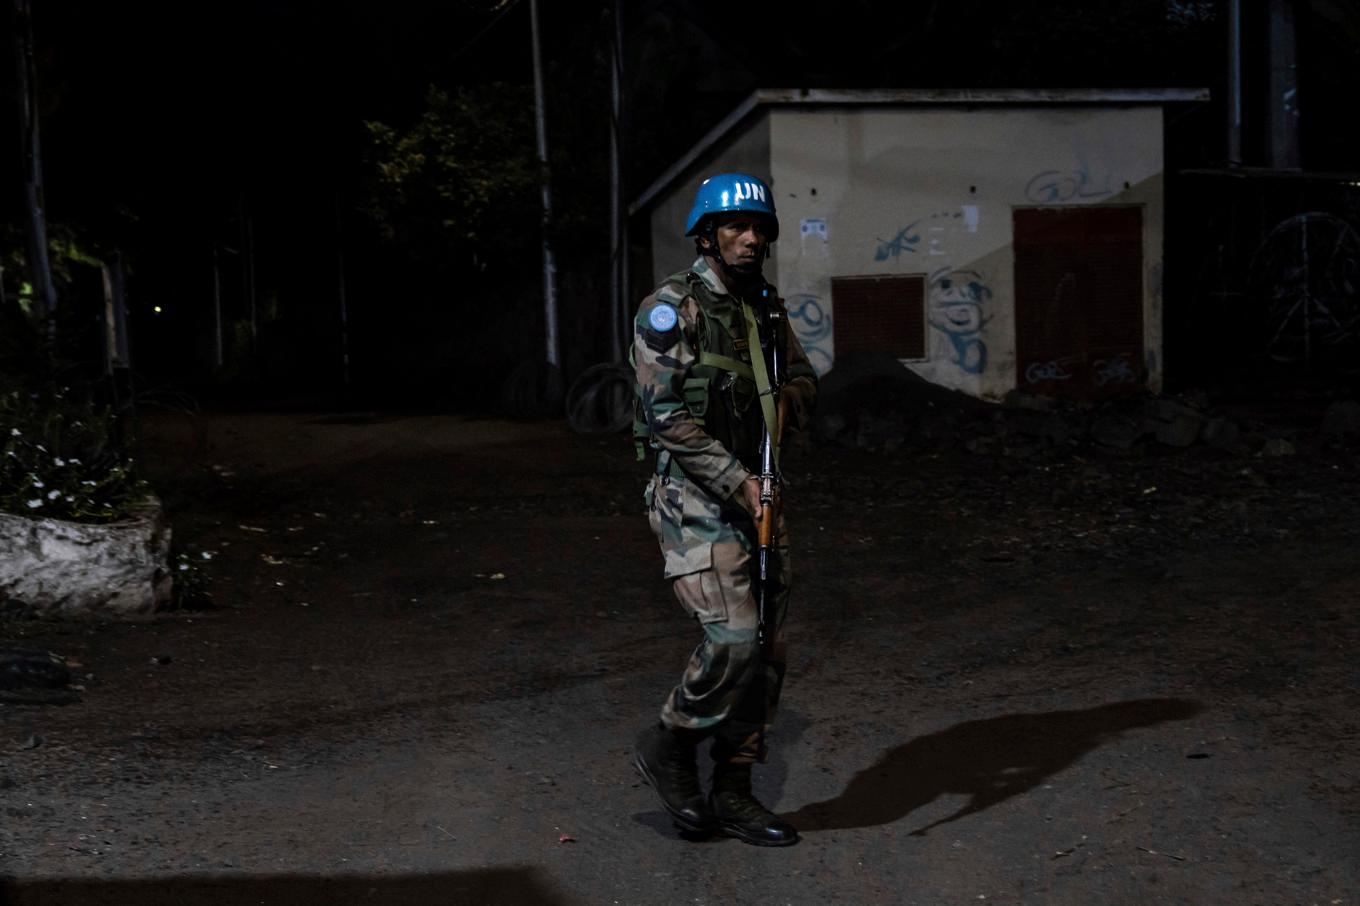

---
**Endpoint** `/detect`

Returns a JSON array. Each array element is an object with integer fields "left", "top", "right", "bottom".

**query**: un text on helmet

[{"left": 719, "top": 182, "right": 767, "bottom": 209}]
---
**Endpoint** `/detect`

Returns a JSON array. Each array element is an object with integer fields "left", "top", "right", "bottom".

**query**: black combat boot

[
  {"left": 633, "top": 723, "right": 716, "bottom": 834},
  {"left": 710, "top": 761, "right": 799, "bottom": 846}
]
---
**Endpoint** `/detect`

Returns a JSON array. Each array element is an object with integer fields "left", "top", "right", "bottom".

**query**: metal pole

[
  {"left": 1227, "top": 0, "right": 1243, "bottom": 166},
  {"left": 212, "top": 243, "right": 224, "bottom": 369},
  {"left": 1266, "top": 0, "right": 1300, "bottom": 169},
  {"left": 336, "top": 193, "right": 350, "bottom": 388},
  {"left": 608, "top": 3, "right": 622, "bottom": 360},
  {"left": 110, "top": 250, "right": 130, "bottom": 369},
  {"left": 529, "top": 0, "right": 559, "bottom": 368},
  {"left": 612, "top": 0, "right": 629, "bottom": 360},
  {"left": 245, "top": 210, "right": 257, "bottom": 354},
  {"left": 101, "top": 263, "right": 115, "bottom": 376},
  {"left": 13, "top": 0, "right": 57, "bottom": 318}
]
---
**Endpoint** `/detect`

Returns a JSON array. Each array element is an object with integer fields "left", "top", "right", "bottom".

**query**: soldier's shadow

[{"left": 785, "top": 698, "right": 1203, "bottom": 836}]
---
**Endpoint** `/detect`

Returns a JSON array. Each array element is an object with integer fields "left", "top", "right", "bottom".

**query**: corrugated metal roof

[{"left": 630, "top": 87, "right": 1211, "bottom": 214}]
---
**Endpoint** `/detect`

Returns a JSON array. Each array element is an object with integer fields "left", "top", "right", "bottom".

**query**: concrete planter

[{"left": 0, "top": 497, "right": 173, "bottom": 618}]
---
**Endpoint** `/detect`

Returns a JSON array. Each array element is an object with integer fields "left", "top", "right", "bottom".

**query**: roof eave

[{"left": 630, "top": 87, "right": 1211, "bottom": 215}]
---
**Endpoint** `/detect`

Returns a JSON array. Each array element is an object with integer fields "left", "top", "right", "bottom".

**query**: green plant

[
  {"left": 0, "top": 388, "right": 148, "bottom": 523},
  {"left": 169, "top": 549, "right": 215, "bottom": 610}
]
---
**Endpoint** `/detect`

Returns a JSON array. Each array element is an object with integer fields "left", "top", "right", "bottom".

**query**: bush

[{"left": 0, "top": 388, "right": 148, "bottom": 523}]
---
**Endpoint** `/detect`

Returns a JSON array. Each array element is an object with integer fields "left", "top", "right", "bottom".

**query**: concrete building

[{"left": 632, "top": 88, "right": 1209, "bottom": 401}]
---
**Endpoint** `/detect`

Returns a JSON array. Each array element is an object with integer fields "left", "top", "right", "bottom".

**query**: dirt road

[{"left": 2, "top": 408, "right": 1357, "bottom": 904}]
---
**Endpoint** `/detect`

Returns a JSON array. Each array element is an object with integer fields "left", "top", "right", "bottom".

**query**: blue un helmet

[{"left": 684, "top": 172, "right": 779, "bottom": 241}]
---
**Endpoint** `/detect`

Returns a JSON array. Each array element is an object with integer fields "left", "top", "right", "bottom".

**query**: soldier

[{"left": 631, "top": 172, "right": 817, "bottom": 846}]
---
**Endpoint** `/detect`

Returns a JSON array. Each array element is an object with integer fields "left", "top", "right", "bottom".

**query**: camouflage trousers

[{"left": 646, "top": 471, "right": 791, "bottom": 763}]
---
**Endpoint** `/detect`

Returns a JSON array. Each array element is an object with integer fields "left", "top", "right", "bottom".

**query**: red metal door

[{"left": 1014, "top": 207, "right": 1145, "bottom": 398}]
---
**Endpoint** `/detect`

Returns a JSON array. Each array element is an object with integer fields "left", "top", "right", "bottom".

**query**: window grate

[{"left": 831, "top": 274, "right": 927, "bottom": 360}]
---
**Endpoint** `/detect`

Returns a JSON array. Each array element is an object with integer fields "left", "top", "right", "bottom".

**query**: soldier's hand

[{"left": 738, "top": 475, "right": 763, "bottom": 521}]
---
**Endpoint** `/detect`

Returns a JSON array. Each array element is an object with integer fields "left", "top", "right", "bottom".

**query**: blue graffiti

[
  {"left": 874, "top": 221, "right": 922, "bottom": 261},
  {"left": 1025, "top": 360, "right": 1076, "bottom": 383},
  {"left": 1093, "top": 356, "right": 1137, "bottom": 387},
  {"left": 786, "top": 294, "right": 830, "bottom": 342},
  {"left": 874, "top": 210, "right": 970, "bottom": 261},
  {"left": 1024, "top": 166, "right": 1115, "bottom": 204},
  {"left": 786, "top": 294, "right": 833, "bottom": 376},
  {"left": 928, "top": 268, "right": 992, "bottom": 374}
]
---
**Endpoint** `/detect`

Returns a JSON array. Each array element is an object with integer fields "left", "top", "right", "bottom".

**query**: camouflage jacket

[{"left": 633, "top": 256, "right": 818, "bottom": 502}]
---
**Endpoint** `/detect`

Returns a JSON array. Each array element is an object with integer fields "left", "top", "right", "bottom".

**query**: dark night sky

[{"left": 5, "top": 1, "right": 1358, "bottom": 398}]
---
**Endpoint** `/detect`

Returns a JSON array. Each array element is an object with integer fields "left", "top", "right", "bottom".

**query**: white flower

[
  {"left": 30, "top": 477, "right": 44, "bottom": 489},
  {"left": 9, "top": 428, "right": 19, "bottom": 436},
  {"left": 47, "top": 489, "right": 60, "bottom": 500},
  {"left": 26, "top": 498, "right": 42, "bottom": 509},
  {"left": 178, "top": 563, "right": 189, "bottom": 571},
  {"left": 68, "top": 457, "right": 81, "bottom": 464},
  {"left": 35, "top": 444, "right": 46, "bottom": 452},
  {"left": 81, "top": 480, "right": 96, "bottom": 486},
  {"left": 201, "top": 551, "right": 215, "bottom": 560},
  {"left": 54, "top": 457, "right": 65, "bottom": 467}
]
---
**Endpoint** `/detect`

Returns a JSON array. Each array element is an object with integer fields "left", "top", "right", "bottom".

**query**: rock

[
  {"left": 1322, "top": 400, "right": 1360, "bottom": 436},
  {"left": 1002, "top": 389, "right": 1061, "bottom": 411},
  {"left": 856, "top": 411, "right": 909, "bottom": 449},
  {"left": 0, "top": 496, "right": 172, "bottom": 618},
  {"left": 813, "top": 412, "right": 848, "bottom": 443},
  {"left": 0, "top": 649, "right": 78, "bottom": 705},
  {"left": 1091, "top": 413, "right": 1146, "bottom": 450},
  {"left": 1200, "top": 417, "right": 1242, "bottom": 450},
  {"left": 1146, "top": 400, "right": 1205, "bottom": 448},
  {"left": 1260, "top": 438, "right": 1296, "bottom": 457},
  {"left": 1010, "top": 409, "right": 1081, "bottom": 446},
  {"left": 1, "top": 648, "right": 71, "bottom": 690},
  {"left": 965, "top": 436, "right": 999, "bottom": 454}
]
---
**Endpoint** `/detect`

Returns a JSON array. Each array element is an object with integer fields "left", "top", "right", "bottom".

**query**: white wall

[{"left": 769, "top": 106, "right": 1165, "bottom": 398}]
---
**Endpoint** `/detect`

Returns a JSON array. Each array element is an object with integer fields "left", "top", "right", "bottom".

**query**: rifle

[{"left": 751, "top": 283, "right": 787, "bottom": 665}]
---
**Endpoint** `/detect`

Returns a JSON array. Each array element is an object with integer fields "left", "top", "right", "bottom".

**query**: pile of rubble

[{"left": 811, "top": 353, "right": 1360, "bottom": 457}]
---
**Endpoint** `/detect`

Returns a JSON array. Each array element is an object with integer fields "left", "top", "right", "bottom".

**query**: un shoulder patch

[
  {"left": 643, "top": 302, "right": 681, "bottom": 353},
  {"left": 649, "top": 304, "right": 678, "bottom": 332}
]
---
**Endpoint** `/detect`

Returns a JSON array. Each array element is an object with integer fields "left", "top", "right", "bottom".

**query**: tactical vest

[{"left": 633, "top": 270, "right": 766, "bottom": 472}]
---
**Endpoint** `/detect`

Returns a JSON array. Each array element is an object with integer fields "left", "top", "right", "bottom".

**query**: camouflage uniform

[{"left": 635, "top": 256, "right": 817, "bottom": 764}]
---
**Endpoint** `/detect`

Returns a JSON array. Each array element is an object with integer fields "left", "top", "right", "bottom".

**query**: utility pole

[
  {"left": 242, "top": 202, "right": 257, "bottom": 356},
  {"left": 1266, "top": 0, "right": 1301, "bottom": 169},
  {"left": 212, "top": 243, "right": 224, "bottom": 369},
  {"left": 1226, "top": 0, "right": 1243, "bottom": 166},
  {"left": 336, "top": 193, "right": 350, "bottom": 389},
  {"left": 609, "top": 0, "right": 628, "bottom": 360},
  {"left": 529, "top": 0, "right": 559, "bottom": 369},
  {"left": 13, "top": 0, "right": 57, "bottom": 319}
]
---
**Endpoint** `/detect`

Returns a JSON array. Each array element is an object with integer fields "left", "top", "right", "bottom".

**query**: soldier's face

[{"left": 706, "top": 215, "right": 770, "bottom": 274}]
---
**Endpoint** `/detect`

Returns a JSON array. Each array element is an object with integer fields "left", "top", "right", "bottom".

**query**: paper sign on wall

[
  {"left": 800, "top": 218, "right": 828, "bottom": 240},
  {"left": 962, "top": 205, "right": 979, "bottom": 233}
]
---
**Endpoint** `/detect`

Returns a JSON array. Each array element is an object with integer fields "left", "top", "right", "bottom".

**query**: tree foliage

[{"left": 364, "top": 83, "right": 544, "bottom": 269}]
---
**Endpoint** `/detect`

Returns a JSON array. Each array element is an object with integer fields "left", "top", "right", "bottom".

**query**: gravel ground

[{"left": 1, "top": 406, "right": 1357, "bottom": 905}]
